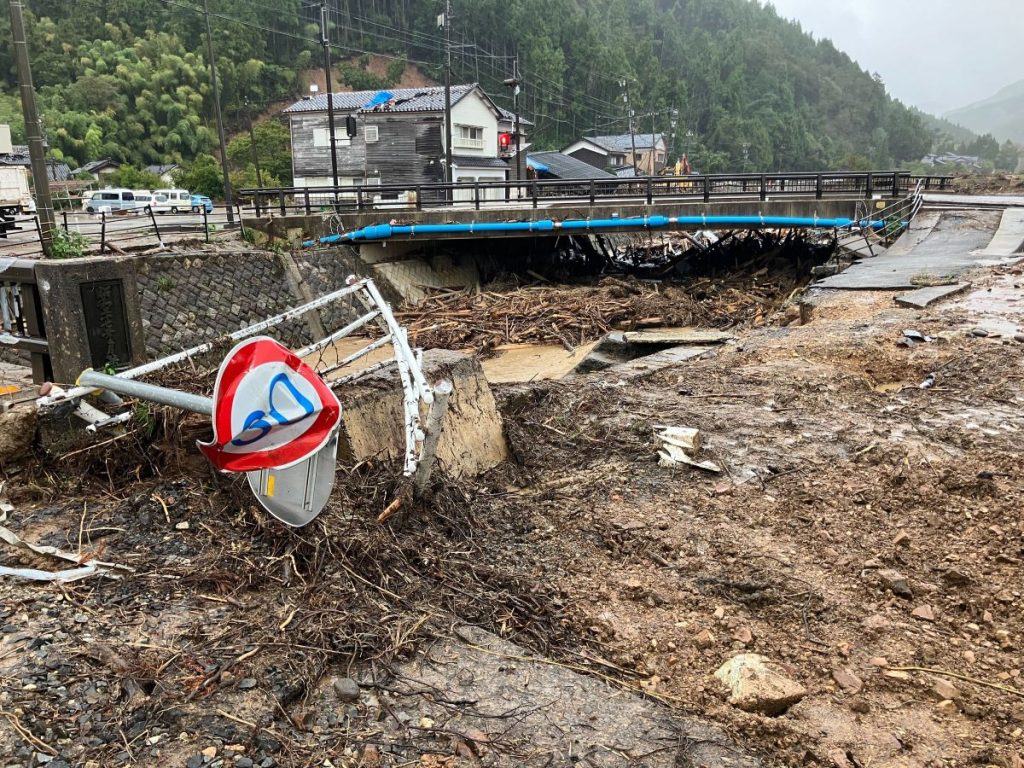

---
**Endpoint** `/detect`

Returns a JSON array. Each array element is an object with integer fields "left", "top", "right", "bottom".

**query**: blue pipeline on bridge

[{"left": 302, "top": 214, "right": 890, "bottom": 248}]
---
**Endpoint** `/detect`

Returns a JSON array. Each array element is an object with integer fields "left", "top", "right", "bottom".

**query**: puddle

[{"left": 960, "top": 277, "right": 1023, "bottom": 337}]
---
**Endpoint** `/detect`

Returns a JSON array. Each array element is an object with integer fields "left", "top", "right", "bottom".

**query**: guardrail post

[
  {"left": 148, "top": 205, "right": 163, "bottom": 246},
  {"left": 759, "top": 175, "right": 767, "bottom": 202},
  {"left": 891, "top": 172, "right": 900, "bottom": 199},
  {"left": 473, "top": 182, "right": 481, "bottom": 211},
  {"left": 304, "top": 189, "right": 311, "bottom": 215},
  {"left": 100, "top": 211, "right": 106, "bottom": 254},
  {"left": 703, "top": 175, "right": 710, "bottom": 203},
  {"left": 415, "top": 186, "right": 422, "bottom": 211},
  {"left": 253, "top": 194, "right": 261, "bottom": 218},
  {"left": 815, "top": 174, "right": 823, "bottom": 200},
  {"left": 202, "top": 205, "right": 209, "bottom": 243},
  {"left": 866, "top": 173, "right": 874, "bottom": 198},
  {"left": 645, "top": 176, "right": 653, "bottom": 205},
  {"left": 61, "top": 209, "right": 68, "bottom": 232},
  {"left": 589, "top": 180, "right": 595, "bottom": 206},
  {"left": 356, "top": 187, "right": 363, "bottom": 212},
  {"left": 531, "top": 182, "right": 538, "bottom": 209},
  {"left": 278, "top": 190, "right": 286, "bottom": 215}
]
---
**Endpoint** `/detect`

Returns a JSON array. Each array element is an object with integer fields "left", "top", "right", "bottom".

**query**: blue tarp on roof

[
  {"left": 526, "top": 156, "right": 550, "bottom": 173},
  {"left": 362, "top": 91, "right": 394, "bottom": 109}
]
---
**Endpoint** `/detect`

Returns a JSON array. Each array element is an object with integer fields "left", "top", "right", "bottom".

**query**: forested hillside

[{"left": 0, "top": 0, "right": 935, "bottom": 176}]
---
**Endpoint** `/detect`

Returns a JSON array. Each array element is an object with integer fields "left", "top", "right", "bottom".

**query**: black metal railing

[{"left": 240, "top": 171, "right": 953, "bottom": 217}]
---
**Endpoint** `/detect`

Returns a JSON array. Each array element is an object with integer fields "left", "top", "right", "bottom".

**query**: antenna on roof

[{"left": 309, "top": 84, "right": 319, "bottom": 94}]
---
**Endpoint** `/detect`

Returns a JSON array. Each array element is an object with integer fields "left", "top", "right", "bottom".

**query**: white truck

[{"left": 0, "top": 125, "right": 36, "bottom": 220}]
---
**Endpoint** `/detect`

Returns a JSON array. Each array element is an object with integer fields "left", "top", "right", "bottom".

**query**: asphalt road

[{"left": 0, "top": 208, "right": 238, "bottom": 257}]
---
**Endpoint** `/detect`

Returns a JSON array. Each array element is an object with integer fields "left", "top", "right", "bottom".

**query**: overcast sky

[{"left": 762, "top": 0, "right": 1020, "bottom": 115}]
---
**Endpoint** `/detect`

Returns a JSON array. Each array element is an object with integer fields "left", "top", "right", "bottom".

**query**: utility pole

[
  {"left": 441, "top": 0, "right": 454, "bottom": 185},
  {"left": 244, "top": 99, "right": 264, "bottom": 188},
  {"left": 8, "top": 0, "right": 55, "bottom": 256},
  {"left": 620, "top": 79, "right": 638, "bottom": 177},
  {"left": 650, "top": 112, "right": 657, "bottom": 175},
  {"left": 320, "top": 2, "right": 339, "bottom": 193},
  {"left": 203, "top": 0, "right": 234, "bottom": 224},
  {"left": 503, "top": 57, "right": 523, "bottom": 182}
]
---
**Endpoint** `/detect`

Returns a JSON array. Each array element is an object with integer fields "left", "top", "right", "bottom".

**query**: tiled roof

[
  {"left": 452, "top": 155, "right": 509, "bottom": 170},
  {"left": 146, "top": 163, "right": 179, "bottom": 176},
  {"left": 528, "top": 151, "right": 614, "bottom": 180},
  {"left": 497, "top": 106, "right": 533, "bottom": 127},
  {"left": 0, "top": 146, "right": 70, "bottom": 180},
  {"left": 586, "top": 133, "right": 666, "bottom": 153},
  {"left": 284, "top": 84, "right": 477, "bottom": 114},
  {"left": 79, "top": 158, "right": 121, "bottom": 173}
]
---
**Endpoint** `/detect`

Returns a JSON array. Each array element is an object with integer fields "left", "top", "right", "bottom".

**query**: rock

[
  {"left": 714, "top": 654, "right": 807, "bottom": 715},
  {"left": 0, "top": 408, "right": 37, "bottom": 464},
  {"left": 868, "top": 656, "right": 888, "bottom": 668},
  {"left": 862, "top": 614, "right": 891, "bottom": 631},
  {"left": 832, "top": 668, "right": 863, "bottom": 693},
  {"left": 935, "top": 699, "right": 957, "bottom": 715},
  {"left": 693, "top": 629, "right": 716, "bottom": 649},
  {"left": 175, "top": 521, "right": 190, "bottom": 530},
  {"left": 911, "top": 604, "right": 935, "bottom": 622},
  {"left": 201, "top": 746, "right": 217, "bottom": 759},
  {"left": 971, "top": 328, "right": 989, "bottom": 337},
  {"left": 186, "top": 757, "right": 203, "bottom": 768},
  {"left": 333, "top": 677, "right": 360, "bottom": 702},
  {"left": 849, "top": 698, "right": 871, "bottom": 714},
  {"left": 877, "top": 569, "right": 913, "bottom": 599},
  {"left": 963, "top": 650, "right": 976, "bottom": 664},
  {"left": 1014, "top": 334, "right": 1024, "bottom": 344},
  {"left": 713, "top": 606, "right": 726, "bottom": 620},
  {"left": 237, "top": 678, "right": 257, "bottom": 690},
  {"left": 235, "top": 760, "right": 253, "bottom": 768},
  {"left": 892, "top": 531, "right": 911, "bottom": 548},
  {"left": 733, "top": 627, "right": 753, "bottom": 645},
  {"left": 931, "top": 678, "right": 960, "bottom": 700},
  {"left": 360, "top": 745, "right": 382, "bottom": 768}
]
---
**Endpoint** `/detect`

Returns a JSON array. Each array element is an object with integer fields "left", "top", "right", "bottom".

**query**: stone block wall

[{"left": 137, "top": 250, "right": 358, "bottom": 359}]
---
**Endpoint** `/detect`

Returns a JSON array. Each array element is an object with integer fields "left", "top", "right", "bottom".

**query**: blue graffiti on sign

[{"left": 232, "top": 373, "right": 316, "bottom": 447}]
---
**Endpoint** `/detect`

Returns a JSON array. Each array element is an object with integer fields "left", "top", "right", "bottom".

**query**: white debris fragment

[{"left": 655, "top": 426, "right": 722, "bottom": 473}]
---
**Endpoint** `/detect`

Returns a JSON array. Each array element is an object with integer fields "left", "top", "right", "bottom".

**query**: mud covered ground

[{"left": 1, "top": 259, "right": 1023, "bottom": 767}]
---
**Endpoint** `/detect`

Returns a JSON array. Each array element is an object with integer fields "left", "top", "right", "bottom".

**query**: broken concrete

[
  {"left": 622, "top": 327, "right": 734, "bottom": 345},
  {"left": 714, "top": 654, "right": 807, "bottom": 715},
  {"left": 894, "top": 283, "right": 972, "bottom": 309},
  {"left": 376, "top": 625, "right": 762, "bottom": 767},
  {"left": 335, "top": 348, "right": 507, "bottom": 477}
]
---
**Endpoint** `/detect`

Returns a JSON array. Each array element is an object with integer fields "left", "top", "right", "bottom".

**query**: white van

[
  {"left": 82, "top": 188, "right": 136, "bottom": 214},
  {"left": 155, "top": 189, "right": 191, "bottom": 213},
  {"left": 148, "top": 192, "right": 175, "bottom": 214}
]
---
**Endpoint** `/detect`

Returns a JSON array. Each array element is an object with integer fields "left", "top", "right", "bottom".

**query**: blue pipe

[{"left": 302, "top": 215, "right": 891, "bottom": 248}]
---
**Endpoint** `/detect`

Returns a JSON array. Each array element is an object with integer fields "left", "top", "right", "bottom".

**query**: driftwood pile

[{"left": 398, "top": 275, "right": 796, "bottom": 353}]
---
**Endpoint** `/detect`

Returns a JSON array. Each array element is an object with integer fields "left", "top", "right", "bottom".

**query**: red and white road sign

[{"left": 198, "top": 336, "right": 342, "bottom": 473}]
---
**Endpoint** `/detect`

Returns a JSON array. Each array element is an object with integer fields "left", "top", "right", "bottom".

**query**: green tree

[
  {"left": 173, "top": 154, "right": 223, "bottom": 198},
  {"left": 226, "top": 121, "right": 292, "bottom": 185}
]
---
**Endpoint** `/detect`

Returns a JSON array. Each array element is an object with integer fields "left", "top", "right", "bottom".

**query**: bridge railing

[{"left": 240, "top": 171, "right": 952, "bottom": 218}]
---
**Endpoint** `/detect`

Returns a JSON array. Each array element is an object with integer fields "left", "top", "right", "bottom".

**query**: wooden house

[{"left": 284, "top": 84, "right": 528, "bottom": 196}]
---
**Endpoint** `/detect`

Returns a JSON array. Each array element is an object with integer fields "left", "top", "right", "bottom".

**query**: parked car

[
  {"left": 82, "top": 188, "right": 137, "bottom": 213},
  {"left": 132, "top": 191, "right": 155, "bottom": 214},
  {"left": 147, "top": 192, "right": 174, "bottom": 214},
  {"left": 156, "top": 188, "right": 191, "bottom": 213},
  {"left": 190, "top": 194, "right": 213, "bottom": 213}
]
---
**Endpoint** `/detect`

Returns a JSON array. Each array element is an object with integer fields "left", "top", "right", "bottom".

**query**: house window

[
  {"left": 454, "top": 125, "right": 484, "bottom": 150},
  {"left": 313, "top": 128, "right": 351, "bottom": 148},
  {"left": 364, "top": 125, "right": 379, "bottom": 143}
]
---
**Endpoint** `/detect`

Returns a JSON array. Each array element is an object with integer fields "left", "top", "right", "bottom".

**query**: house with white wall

[{"left": 284, "top": 84, "right": 527, "bottom": 195}]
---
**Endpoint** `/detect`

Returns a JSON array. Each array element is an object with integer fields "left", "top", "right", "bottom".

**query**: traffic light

[
  {"left": 499, "top": 132, "right": 512, "bottom": 151},
  {"left": 345, "top": 115, "right": 357, "bottom": 138}
]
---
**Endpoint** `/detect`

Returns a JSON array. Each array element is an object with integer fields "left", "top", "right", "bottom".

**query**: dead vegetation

[{"left": 2, "top": 262, "right": 1024, "bottom": 766}]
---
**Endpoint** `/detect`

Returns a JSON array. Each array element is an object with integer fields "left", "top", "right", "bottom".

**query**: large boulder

[{"left": 714, "top": 654, "right": 806, "bottom": 716}]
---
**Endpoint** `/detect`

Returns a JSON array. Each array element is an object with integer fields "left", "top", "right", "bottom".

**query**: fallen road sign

[
  {"left": 246, "top": 427, "right": 340, "bottom": 527},
  {"left": 198, "top": 336, "right": 342, "bottom": 473}
]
